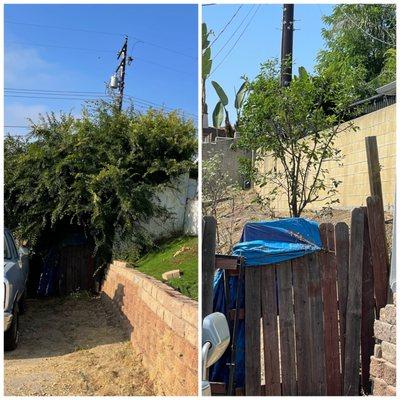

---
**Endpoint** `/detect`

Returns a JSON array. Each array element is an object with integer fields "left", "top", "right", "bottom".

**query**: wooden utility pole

[
  {"left": 280, "top": 4, "right": 294, "bottom": 87},
  {"left": 116, "top": 37, "right": 128, "bottom": 111}
]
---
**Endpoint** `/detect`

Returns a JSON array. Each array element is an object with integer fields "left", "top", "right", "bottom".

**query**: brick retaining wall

[
  {"left": 370, "top": 296, "right": 396, "bottom": 396},
  {"left": 101, "top": 260, "right": 198, "bottom": 396}
]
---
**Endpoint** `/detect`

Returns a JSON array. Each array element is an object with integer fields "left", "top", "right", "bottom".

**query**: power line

[
  {"left": 209, "top": 5, "right": 243, "bottom": 48},
  {"left": 6, "top": 41, "right": 193, "bottom": 75},
  {"left": 5, "top": 20, "right": 196, "bottom": 59},
  {"left": 4, "top": 89, "right": 197, "bottom": 118},
  {"left": 212, "top": 5, "right": 256, "bottom": 60},
  {"left": 211, "top": 5, "right": 261, "bottom": 75}
]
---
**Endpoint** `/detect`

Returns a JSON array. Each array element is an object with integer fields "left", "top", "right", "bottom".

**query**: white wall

[{"left": 142, "top": 173, "right": 198, "bottom": 239}]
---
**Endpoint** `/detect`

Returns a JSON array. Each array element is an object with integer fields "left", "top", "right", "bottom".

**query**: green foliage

[
  {"left": 202, "top": 153, "right": 235, "bottom": 218},
  {"left": 4, "top": 101, "right": 196, "bottom": 267},
  {"left": 134, "top": 236, "right": 198, "bottom": 300},
  {"left": 211, "top": 79, "right": 249, "bottom": 131},
  {"left": 211, "top": 81, "right": 229, "bottom": 106},
  {"left": 212, "top": 101, "right": 225, "bottom": 129},
  {"left": 317, "top": 4, "right": 396, "bottom": 96},
  {"left": 202, "top": 23, "right": 213, "bottom": 81},
  {"left": 238, "top": 60, "right": 358, "bottom": 217}
]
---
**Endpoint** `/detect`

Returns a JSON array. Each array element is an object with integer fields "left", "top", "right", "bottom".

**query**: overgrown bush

[{"left": 4, "top": 100, "right": 196, "bottom": 269}]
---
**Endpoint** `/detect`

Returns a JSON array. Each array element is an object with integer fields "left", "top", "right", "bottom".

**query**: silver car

[{"left": 4, "top": 228, "right": 29, "bottom": 351}]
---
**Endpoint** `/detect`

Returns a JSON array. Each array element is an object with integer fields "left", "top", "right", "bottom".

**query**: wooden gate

[
  {"left": 210, "top": 201, "right": 389, "bottom": 396},
  {"left": 59, "top": 244, "right": 95, "bottom": 294}
]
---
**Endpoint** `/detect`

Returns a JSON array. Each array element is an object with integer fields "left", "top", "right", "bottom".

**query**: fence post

[
  {"left": 202, "top": 216, "right": 216, "bottom": 319},
  {"left": 365, "top": 136, "right": 384, "bottom": 208}
]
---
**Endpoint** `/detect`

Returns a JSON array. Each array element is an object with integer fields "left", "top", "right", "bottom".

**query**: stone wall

[
  {"left": 370, "top": 296, "right": 396, "bottom": 396},
  {"left": 101, "top": 261, "right": 198, "bottom": 396}
]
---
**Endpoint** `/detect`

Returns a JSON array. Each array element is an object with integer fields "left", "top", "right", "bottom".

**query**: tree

[
  {"left": 317, "top": 4, "right": 396, "bottom": 96},
  {"left": 237, "top": 60, "right": 359, "bottom": 217},
  {"left": 4, "top": 100, "right": 196, "bottom": 267}
]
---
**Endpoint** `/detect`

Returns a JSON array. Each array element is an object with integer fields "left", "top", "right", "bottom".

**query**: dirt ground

[
  {"left": 4, "top": 294, "right": 155, "bottom": 396},
  {"left": 214, "top": 189, "right": 393, "bottom": 254}
]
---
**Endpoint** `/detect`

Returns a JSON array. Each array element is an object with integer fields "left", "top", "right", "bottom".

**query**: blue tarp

[
  {"left": 233, "top": 218, "right": 322, "bottom": 266},
  {"left": 210, "top": 218, "right": 322, "bottom": 390}
]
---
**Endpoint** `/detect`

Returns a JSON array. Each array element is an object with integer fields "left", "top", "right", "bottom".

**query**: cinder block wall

[
  {"left": 203, "top": 137, "right": 252, "bottom": 187},
  {"left": 101, "top": 261, "right": 198, "bottom": 396},
  {"left": 256, "top": 104, "right": 396, "bottom": 212},
  {"left": 370, "top": 296, "right": 396, "bottom": 396}
]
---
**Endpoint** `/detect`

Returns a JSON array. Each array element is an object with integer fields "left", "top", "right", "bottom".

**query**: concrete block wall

[
  {"left": 256, "top": 104, "right": 396, "bottom": 212},
  {"left": 370, "top": 296, "right": 396, "bottom": 396},
  {"left": 101, "top": 261, "right": 198, "bottom": 396},
  {"left": 203, "top": 137, "right": 252, "bottom": 187}
]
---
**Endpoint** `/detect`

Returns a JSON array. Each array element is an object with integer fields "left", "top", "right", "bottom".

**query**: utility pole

[
  {"left": 280, "top": 4, "right": 294, "bottom": 87},
  {"left": 110, "top": 36, "right": 132, "bottom": 111}
]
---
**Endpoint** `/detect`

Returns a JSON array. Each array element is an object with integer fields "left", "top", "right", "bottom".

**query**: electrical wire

[
  {"left": 4, "top": 88, "right": 197, "bottom": 118},
  {"left": 211, "top": 5, "right": 261, "bottom": 75},
  {"left": 212, "top": 5, "right": 256, "bottom": 60},
  {"left": 6, "top": 41, "right": 194, "bottom": 75},
  {"left": 5, "top": 20, "right": 196, "bottom": 59},
  {"left": 209, "top": 5, "right": 243, "bottom": 48}
]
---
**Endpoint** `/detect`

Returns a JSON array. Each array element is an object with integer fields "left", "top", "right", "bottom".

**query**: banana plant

[
  {"left": 212, "top": 80, "right": 248, "bottom": 135},
  {"left": 202, "top": 23, "right": 213, "bottom": 116}
]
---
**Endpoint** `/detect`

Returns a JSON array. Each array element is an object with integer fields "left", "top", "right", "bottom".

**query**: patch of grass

[{"left": 133, "top": 236, "right": 198, "bottom": 300}]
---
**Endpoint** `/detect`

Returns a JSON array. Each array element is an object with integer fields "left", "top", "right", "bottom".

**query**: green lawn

[{"left": 133, "top": 236, "right": 198, "bottom": 300}]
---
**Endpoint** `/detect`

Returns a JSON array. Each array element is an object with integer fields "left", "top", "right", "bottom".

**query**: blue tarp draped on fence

[
  {"left": 210, "top": 218, "right": 322, "bottom": 390},
  {"left": 233, "top": 218, "right": 322, "bottom": 266}
]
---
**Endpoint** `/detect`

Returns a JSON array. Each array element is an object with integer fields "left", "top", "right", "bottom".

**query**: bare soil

[
  {"left": 215, "top": 189, "right": 393, "bottom": 254},
  {"left": 4, "top": 295, "right": 155, "bottom": 396}
]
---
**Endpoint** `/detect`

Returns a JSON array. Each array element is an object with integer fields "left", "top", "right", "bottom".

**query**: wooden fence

[{"left": 206, "top": 198, "right": 389, "bottom": 396}]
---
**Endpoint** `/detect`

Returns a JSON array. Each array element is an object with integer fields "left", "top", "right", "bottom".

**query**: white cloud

[
  {"left": 5, "top": 103, "right": 49, "bottom": 127},
  {"left": 4, "top": 45, "right": 79, "bottom": 89}
]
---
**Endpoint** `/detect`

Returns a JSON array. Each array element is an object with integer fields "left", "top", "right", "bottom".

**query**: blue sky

[
  {"left": 4, "top": 4, "right": 198, "bottom": 136},
  {"left": 203, "top": 4, "right": 335, "bottom": 124}
]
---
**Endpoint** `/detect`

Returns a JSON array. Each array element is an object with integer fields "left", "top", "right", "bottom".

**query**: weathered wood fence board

[
  {"left": 320, "top": 223, "right": 342, "bottom": 395},
  {"left": 307, "top": 252, "right": 326, "bottom": 395},
  {"left": 276, "top": 261, "right": 297, "bottom": 395},
  {"left": 343, "top": 208, "right": 365, "bottom": 395},
  {"left": 335, "top": 221, "right": 349, "bottom": 384},
  {"left": 361, "top": 208, "right": 375, "bottom": 394},
  {"left": 367, "top": 195, "right": 389, "bottom": 314},
  {"left": 261, "top": 266, "right": 281, "bottom": 395},
  {"left": 292, "top": 256, "right": 313, "bottom": 395},
  {"left": 245, "top": 266, "right": 261, "bottom": 395}
]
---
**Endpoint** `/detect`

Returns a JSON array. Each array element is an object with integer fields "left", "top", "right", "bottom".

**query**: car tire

[
  {"left": 19, "top": 291, "right": 27, "bottom": 315},
  {"left": 4, "top": 306, "right": 19, "bottom": 351}
]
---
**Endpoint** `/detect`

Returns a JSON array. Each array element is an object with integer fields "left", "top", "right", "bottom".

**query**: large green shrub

[{"left": 4, "top": 101, "right": 196, "bottom": 267}]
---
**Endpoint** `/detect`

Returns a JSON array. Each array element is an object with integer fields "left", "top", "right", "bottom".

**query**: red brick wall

[
  {"left": 370, "top": 295, "right": 396, "bottom": 396},
  {"left": 101, "top": 261, "right": 198, "bottom": 396}
]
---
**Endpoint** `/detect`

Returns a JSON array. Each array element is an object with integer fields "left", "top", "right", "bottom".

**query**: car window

[
  {"left": 7, "top": 233, "right": 18, "bottom": 257},
  {"left": 4, "top": 235, "right": 11, "bottom": 259},
  {"left": 4, "top": 232, "right": 18, "bottom": 259}
]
